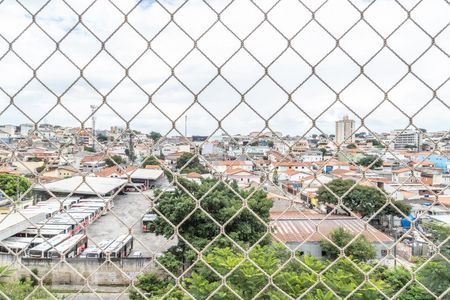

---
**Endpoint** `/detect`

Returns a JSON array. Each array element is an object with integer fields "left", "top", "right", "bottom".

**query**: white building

[
  {"left": 20, "top": 123, "right": 33, "bottom": 136},
  {"left": 390, "top": 129, "right": 422, "bottom": 150},
  {"left": 335, "top": 116, "right": 355, "bottom": 144}
]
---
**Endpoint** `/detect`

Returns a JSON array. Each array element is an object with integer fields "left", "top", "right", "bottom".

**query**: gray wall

[{"left": 0, "top": 254, "right": 156, "bottom": 286}]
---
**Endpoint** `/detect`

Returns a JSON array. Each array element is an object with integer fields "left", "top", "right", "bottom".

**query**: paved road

[{"left": 87, "top": 191, "right": 176, "bottom": 256}]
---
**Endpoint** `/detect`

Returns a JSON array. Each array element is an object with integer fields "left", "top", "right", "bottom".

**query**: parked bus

[
  {"left": 3, "top": 236, "right": 45, "bottom": 248},
  {"left": 41, "top": 218, "right": 84, "bottom": 234},
  {"left": 57, "top": 212, "right": 91, "bottom": 226},
  {"left": 79, "top": 197, "right": 114, "bottom": 210},
  {"left": 0, "top": 240, "right": 29, "bottom": 254},
  {"left": 39, "top": 196, "right": 80, "bottom": 210},
  {"left": 17, "top": 228, "right": 66, "bottom": 238},
  {"left": 142, "top": 214, "right": 158, "bottom": 233},
  {"left": 27, "top": 234, "right": 70, "bottom": 258},
  {"left": 48, "top": 234, "right": 88, "bottom": 258},
  {"left": 72, "top": 203, "right": 106, "bottom": 216},
  {"left": 80, "top": 240, "right": 114, "bottom": 258},
  {"left": 67, "top": 208, "right": 98, "bottom": 222},
  {"left": 34, "top": 224, "right": 73, "bottom": 235},
  {"left": 104, "top": 235, "right": 133, "bottom": 258},
  {"left": 69, "top": 206, "right": 102, "bottom": 219}
]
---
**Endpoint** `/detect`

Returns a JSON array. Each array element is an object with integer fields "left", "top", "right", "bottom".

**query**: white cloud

[{"left": 0, "top": 0, "right": 448, "bottom": 136}]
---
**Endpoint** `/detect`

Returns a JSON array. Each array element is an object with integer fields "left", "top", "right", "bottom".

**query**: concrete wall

[{"left": 0, "top": 254, "right": 156, "bottom": 286}]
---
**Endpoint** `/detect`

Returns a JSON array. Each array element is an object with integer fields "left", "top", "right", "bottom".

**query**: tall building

[{"left": 335, "top": 116, "right": 355, "bottom": 144}]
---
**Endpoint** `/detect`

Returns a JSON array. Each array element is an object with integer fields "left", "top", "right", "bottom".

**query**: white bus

[
  {"left": 58, "top": 212, "right": 91, "bottom": 226},
  {"left": 18, "top": 228, "right": 66, "bottom": 238},
  {"left": 34, "top": 224, "right": 74, "bottom": 235},
  {"left": 80, "top": 240, "right": 114, "bottom": 258},
  {"left": 48, "top": 234, "right": 88, "bottom": 258},
  {"left": 28, "top": 234, "right": 71, "bottom": 258},
  {"left": 42, "top": 218, "right": 84, "bottom": 235},
  {"left": 3, "top": 236, "right": 45, "bottom": 248},
  {"left": 72, "top": 203, "right": 106, "bottom": 216},
  {"left": 68, "top": 207, "right": 101, "bottom": 222},
  {"left": 79, "top": 197, "right": 114, "bottom": 210},
  {"left": 68, "top": 208, "right": 96, "bottom": 219},
  {"left": 104, "top": 235, "right": 133, "bottom": 258},
  {"left": 0, "top": 241, "right": 29, "bottom": 254}
]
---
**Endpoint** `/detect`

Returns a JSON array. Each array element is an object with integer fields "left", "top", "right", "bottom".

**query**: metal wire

[{"left": 0, "top": 0, "right": 449, "bottom": 299}]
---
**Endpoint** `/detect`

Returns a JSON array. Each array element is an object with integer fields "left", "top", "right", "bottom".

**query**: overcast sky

[{"left": 0, "top": 0, "right": 448, "bottom": 137}]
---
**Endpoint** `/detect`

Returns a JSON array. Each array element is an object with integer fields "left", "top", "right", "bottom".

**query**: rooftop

[{"left": 34, "top": 176, "right": 127, "bottom": 196}]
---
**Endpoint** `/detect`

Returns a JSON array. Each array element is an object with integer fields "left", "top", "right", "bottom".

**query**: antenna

[{"left": 90, "top": 105, "right": 97, "bottom": 151}]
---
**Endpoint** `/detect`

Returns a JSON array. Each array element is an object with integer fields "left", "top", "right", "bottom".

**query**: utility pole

[
  {"left": 90, "top": 105, "right": 97, "bottom": 151},
  {"left": 184, "top": 115, "right": 188, "bottom": 137},
  {"left": 129, "top": 130, "right": 135, "bottom": 164}
]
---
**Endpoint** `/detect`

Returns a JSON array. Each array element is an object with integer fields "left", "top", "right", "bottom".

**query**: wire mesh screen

[{"left": 0, "top": 0, "right": 449, "bottom": 299}]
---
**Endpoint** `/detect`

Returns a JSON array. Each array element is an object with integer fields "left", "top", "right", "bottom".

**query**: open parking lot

[{"left": 87, "top": 191, "right": 176, "bottom": 257}]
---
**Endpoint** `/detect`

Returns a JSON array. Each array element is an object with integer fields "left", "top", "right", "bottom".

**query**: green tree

[
  {"left": 148, "top": 131, "right": 162, "bottom": 142},
  {"left": 96, "top": 133, "right": 108, "bottom": 142},
  {"left": 320, "top": 227, "right": 376, "bottom": 261},
  {"left": 373, "top": 266, "right": 432, "bottom": 300},
  {"left": 367, "top": 139, "right": 385, "bottom": 149},
  {"left": 0, "top": 174, "right": 32, "bottom": 199},
  {"left": 133, "top": 244, "right": 390, "bottom": 300},
  {"left": 357, "top": 155, "right": 383, "bottom": 169},
  {"left": 142, "top": 156, "right": 162, "bottom": 167},
  {"left": 175, "top": 153, "right": 207, "bottom": 174},
  {"left": 84, "top": 146, "right": 95, "bottom": 152},
  {"left": 422, "top": 221, "right": 450, "bottom": 258},
  {"left": 415, "top": 258, "right": 450, "bottom": 298},
  {"left": 104, "top": 155, "right": 124, "bottom": 167},
  {"left": 317, "top": 179, "right": 410, "bottom": 217},
  {"left": 154, "top": 178, "right": 272, "bottom": 273},
  {"left": 130, "top": 273, "right": 174, "bottom": 300},
  {"left": 404, "top": 144, "right": 417, "bottom": 150},
  {"left": 346, "top": 143, "right": 357, "bottom": 149}
]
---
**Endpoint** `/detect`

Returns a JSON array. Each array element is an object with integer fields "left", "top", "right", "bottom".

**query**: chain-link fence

[{"left": 0, "top": 0, "right": 449, "bottom": 299}]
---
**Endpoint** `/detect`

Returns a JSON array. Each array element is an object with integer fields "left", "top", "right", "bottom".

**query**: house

[
  {"left": 212, "top": 160, "right": 253, "bottom": 174},
  {"left": 315, "top": 159, "right": 350, "bottom": 173},
  {"left": 279, "top": 169, "right": 311, "bottom": 182},
  {"left": 80, "top": 153, "right": 107, "bottom": 171},
  {"left": 224, "top": 168, "right": 259, "bottom": 186},
  {"left": 271, "top": 212, "right": 393, "bottom": 259},
  {"left": 180, "top": 172, "right": 213, "bottom": 184},
  {"left": 41, "top": 166, "right": 79, "bottom": 179},
  {"left": 95, "top": 166, "right": 136, "bottom": 178},
  {"left": 418, "top": 168, "right": 443, "bottom": 185},
  {"left": 272, "top": 161, "right": 313, "bottom": 173},
  {"left": 120, "top": 168, "right": 164, "bottom": 190},
  {"left": 391, "top": 168, "right": 420, "bottom": 183}
]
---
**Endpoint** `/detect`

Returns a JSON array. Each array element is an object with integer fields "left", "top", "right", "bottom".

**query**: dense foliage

[
  {"left": 153, "top": 178, "right": 272, "bottom": 273},
  {"left": 317, "top": 179, "right": 410, "bottom": 217},
  {"left": 0, "top": 173, "right": 31, "bottom": 199},
  {"left": 357, "top": 155, "right": 383, "bottom": 169},
  {"left": 132, "top": 244, "right": 445, "bottom": 300},
  {"left": 104, "top": 155, "right": 124, "bottom": 167},
  {"left": 320, "top": 227, "right": 376, "bottom": 261},
  {"left": 175, "top": 153, "right": 208, "bottom": 174},
  {"left": 148, "top": 131, "right": 162, "bottom": 142}
]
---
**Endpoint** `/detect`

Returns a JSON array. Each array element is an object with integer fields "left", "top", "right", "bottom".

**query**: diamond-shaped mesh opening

[{"left": 0, "top": 0, "right": 449, "bottom": 299}]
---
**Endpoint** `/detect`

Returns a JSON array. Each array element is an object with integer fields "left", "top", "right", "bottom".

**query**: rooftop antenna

[
  {"left": 185, "top": 115, "right": 188, "bottom": 138},
  {"left": 90, "top": 105, "right": 97, "bottom": 151}
]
